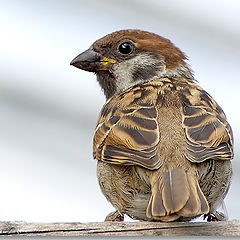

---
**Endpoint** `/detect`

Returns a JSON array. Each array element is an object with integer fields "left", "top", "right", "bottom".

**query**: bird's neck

[
  {"left": 162, "top": 63, "right": 194, "bottom": 80},
  {"left": 96, "top": 63, "right": 194, "bottom": 100}
]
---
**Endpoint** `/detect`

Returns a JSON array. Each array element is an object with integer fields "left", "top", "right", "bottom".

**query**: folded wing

[
  {"left": 182, "top": 89, "right": 233, "bottom": 163},
  {"left": 93, "top": 88, "right": 161, "bottom": 170}
]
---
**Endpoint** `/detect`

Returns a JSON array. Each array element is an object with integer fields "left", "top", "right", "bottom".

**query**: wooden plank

[{"left": 0, "top": 220, "right": 240, "bottom": 236}]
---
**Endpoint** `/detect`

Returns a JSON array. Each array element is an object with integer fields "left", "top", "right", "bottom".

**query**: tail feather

[
  {"left": 178, "top": 174, "right": 201, "bottom": 216},
  {"left": 161, "top": 168, "right": 190, "bottom": 214},
  {"left": 146, "top": 167, "right": 209, "bottom": 221},
  {"left": 197, "top": 185, "right": 209, "bottom": 213},
  {"left": 151, "top": 188, "right": 166, "bottom": 216}
]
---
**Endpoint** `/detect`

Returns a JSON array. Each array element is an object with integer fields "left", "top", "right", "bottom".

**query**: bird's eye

[{"left": 118, "top": 41, "right": 134, "bottom": 55}]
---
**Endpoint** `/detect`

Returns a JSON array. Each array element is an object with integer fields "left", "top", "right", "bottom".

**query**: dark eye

[{"left": 118, "top": 41, "right": 134, "bottom": 55}]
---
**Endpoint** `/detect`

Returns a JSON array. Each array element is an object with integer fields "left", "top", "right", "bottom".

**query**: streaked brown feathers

[
  {"left": 181, "top": 85, "right": 233, "bottom": 163},
  {"left": 93, "top": 85, "right": 161, "bottom": 170},
  {"left": 94, "top": 78, "right": 233, "bottom": 168},
  {"left": 72, "top": 29, "right": 233, "bottom": 222},
  {"left": 94, "top": 77, "right": 233, "bottom": 221}
]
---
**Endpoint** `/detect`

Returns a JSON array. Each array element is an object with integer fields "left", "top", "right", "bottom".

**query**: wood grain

[{"left": 0, "top": 220, "right": 239, "bottom": 236}]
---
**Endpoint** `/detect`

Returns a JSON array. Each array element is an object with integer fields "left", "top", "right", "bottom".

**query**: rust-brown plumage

[{"left": 71, "top": 30, "right": 233, "bottom": 222}]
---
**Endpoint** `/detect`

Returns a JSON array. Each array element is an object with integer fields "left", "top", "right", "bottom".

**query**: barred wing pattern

[
  {"left": 94, "top": 79, "right": 233, "bottom": 171},
  {"left": 93, "top": 86, "right": 162, "bottom": 170},
  {"left": 182, "top": 88, "right": 234, "bottom": 163}
]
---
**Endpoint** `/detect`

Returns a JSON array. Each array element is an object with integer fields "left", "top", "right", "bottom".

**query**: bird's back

[{"left": 95, "top": 77, "right": 233, "bottom": 221}]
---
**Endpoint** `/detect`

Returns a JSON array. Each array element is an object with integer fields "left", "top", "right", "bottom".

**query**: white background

[{"left": 0, "top": 0, "right": 239, "bottom": 222}]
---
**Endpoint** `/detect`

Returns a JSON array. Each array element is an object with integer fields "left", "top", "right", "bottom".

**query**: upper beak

[{"left": 70, "top": 48, "right": 116, "bottom": 72}]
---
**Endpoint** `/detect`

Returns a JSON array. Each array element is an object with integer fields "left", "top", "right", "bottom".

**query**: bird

[{"left": 70, "top": 29, "right": 233, "bottom": 222}]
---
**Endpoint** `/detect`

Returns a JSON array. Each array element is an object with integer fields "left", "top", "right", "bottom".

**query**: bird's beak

[{"left": 70, "top": 48, "right": 116, "bottom": 72}]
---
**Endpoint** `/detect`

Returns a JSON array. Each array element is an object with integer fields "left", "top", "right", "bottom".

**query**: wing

[
  {"left": 93, "top": 86, "right": 161, "bottom": 170},
  {"left": 182, "top": 88, "right": 234, "bottom": 163}
]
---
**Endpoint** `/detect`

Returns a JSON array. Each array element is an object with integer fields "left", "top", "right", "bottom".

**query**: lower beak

[{"left": 70, "top": 48, "right": 116, "bottom": 72}]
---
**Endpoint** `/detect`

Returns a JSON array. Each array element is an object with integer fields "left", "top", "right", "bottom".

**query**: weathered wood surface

[{"left": 0, "top": 220, "right": 239, "bottom": 236}]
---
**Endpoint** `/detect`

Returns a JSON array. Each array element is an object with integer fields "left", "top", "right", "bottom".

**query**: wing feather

[
  {"left": 182, "top": 89, "right": 233, "bottom": 163},
  {"left": 93, "top": 87, "right": 161, "bottom": 170}
]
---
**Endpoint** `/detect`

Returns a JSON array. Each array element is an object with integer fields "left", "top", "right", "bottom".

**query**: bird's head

[{"left": 71, "top": 29, "right": 193, "bottom": 99}]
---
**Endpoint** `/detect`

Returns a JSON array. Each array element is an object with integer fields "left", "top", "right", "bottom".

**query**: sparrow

[{"left": 70, "top": 30, "right": 233, "bottom": 222}]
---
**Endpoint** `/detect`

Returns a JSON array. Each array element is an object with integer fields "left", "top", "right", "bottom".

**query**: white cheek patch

[
  {"left": 112, "top": 53, "right": 165, "bottom": 94},
  {"left": 111, "top": 53, "right": 194, "bottom": 96}
]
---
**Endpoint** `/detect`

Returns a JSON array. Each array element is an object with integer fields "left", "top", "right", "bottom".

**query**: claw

[
  {"left": 105, "top": 210, "right": 124, "bottom": 221},
  {"left": 204, "top": 211, "right": 226, "bottom": 222}
]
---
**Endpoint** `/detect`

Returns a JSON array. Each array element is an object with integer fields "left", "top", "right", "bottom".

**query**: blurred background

[{"left": 0, "top": 0, "right": 239, "bottom": 222}]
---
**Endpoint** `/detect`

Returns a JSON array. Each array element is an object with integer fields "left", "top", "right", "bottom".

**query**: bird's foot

[
  {"left": 204, "top": 211, "right": 226, "bottom": 222},
  {"left": 105, "top": 210, "right": 124, "bottom": 221}
]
